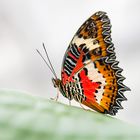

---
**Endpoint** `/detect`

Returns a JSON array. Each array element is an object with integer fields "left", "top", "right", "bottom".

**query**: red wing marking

[
  {"left": 79, "top": 69, "right": 99, "bottom": 101},
  {"left": 70, "top": 51, "right": 84, "bottom": 78},
  {"left": 62, "top": 50, "right": 84, "bottom": 84},
  {"left": 67, "top": 52, "right": 77, "bottom": 61}
]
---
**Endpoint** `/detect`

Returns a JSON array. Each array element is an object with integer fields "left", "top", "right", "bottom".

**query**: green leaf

[{"left": 0, "top": 90, "right": 139, "bottom": 140}]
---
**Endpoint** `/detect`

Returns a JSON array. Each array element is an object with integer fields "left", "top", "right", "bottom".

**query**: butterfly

[{"left": 37, "top": 11, "right": 130, "bottom": 115}]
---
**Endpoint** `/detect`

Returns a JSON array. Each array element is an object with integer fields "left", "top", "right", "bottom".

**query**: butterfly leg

[
  {"left": 80, "top": 103, "right": 92, "bottom": 111},
  {"left": 69, "top": 100, "right": 71, "bottom": 106},
  {"left": 79, "top": 103, "right": 86, "bottom": 110},
  {"left": 78, "top": 96, "right": 91, "bottom": 111},
  {"left": 50, "top": 88, "right": 59, "bottom": 101}
]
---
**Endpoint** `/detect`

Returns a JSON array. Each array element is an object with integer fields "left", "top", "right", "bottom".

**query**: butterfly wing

[{"left": 61, "top": 11, "right": 130, "bottom": 115}]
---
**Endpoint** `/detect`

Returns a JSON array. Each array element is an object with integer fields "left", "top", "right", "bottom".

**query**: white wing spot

[{"left": 72, "top": 36, "right": 100, "bottom": 51}]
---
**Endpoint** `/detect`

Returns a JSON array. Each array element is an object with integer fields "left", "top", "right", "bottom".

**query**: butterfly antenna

[
  {"left": 42, "top": 43, "right": 58, "bottom": 79},
  {"left": 36, "top": 49, "right": 57, "bottom": 79}
]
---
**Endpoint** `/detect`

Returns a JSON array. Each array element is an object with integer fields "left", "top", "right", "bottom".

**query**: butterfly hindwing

[{"left": 61, "top": 11, "right": 130, "bottom": 115}]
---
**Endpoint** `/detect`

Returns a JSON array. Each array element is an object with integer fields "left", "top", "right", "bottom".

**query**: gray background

[{"left": 0, "top": 0, "right": 139, "bottom": 125}]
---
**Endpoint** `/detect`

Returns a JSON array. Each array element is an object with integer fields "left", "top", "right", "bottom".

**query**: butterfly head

[{"left": 52, "top": 78, "right": 61, "bottom": 88}]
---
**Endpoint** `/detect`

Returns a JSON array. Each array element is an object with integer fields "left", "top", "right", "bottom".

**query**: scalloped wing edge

[{"left": 95, "top": 11, "right": 131, "bottom": 115}]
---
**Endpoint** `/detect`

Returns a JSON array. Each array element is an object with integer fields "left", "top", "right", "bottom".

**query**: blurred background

[{"left": 0, "top": 0, "right": 139, "bottom": 126}]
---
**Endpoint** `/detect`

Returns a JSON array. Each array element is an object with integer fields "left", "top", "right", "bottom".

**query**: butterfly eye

[{"left": 93, "top": 47, "right": 102, "bottom": 56}]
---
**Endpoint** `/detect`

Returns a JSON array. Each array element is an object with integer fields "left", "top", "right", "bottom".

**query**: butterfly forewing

[{"left": 61, "top": 11, "right": 130, "bottom": 115}]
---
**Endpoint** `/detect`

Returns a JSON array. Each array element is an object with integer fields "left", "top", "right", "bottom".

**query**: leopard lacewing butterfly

[{"left": 37, "top": 11, "right": 130, "bottom": 115}]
